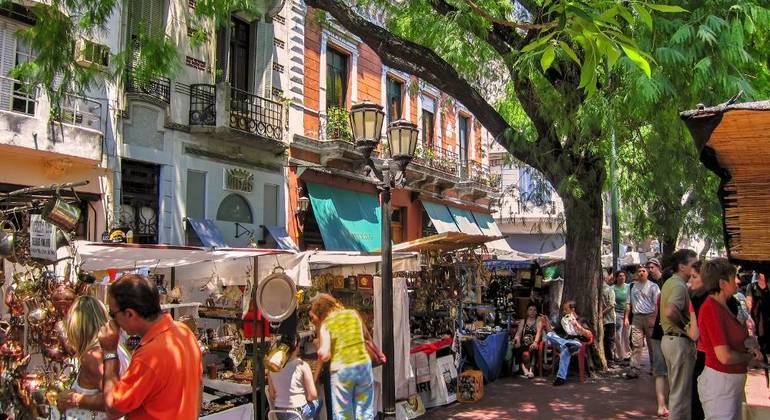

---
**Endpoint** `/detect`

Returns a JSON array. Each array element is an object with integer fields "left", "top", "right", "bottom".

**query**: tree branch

[
  {"left": 462, "top": 0, "right": 556, "bottom": 31},
  {"left": 306, "top": 0, "right": 538, "bottom": 162},
  {"left": 429, "top": 0, "right": 513, "bottom": 62}
]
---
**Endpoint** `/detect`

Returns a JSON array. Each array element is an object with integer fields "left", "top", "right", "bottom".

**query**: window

[
  {"left": 127, "top": 0, "right": 165, "bottom": 44},
  {"left": 229, "top": 17, "right": 250, "bottom": 93},
  {"left": 458, "top": 115, "right": 469, "bottom": 175},
  {"left": 422, "top": 95, "right": 436, "bottom": 146},
  {"left": 186, "top": 171, "right": 206, "bottom": 219},
  {"left": 326, "top": 48, "right": 348, "bottom": 109},
  {"left": 386, "top": 78, "right": 403, "bottom": 121},
  {"left": 422, "top": 110, "right": 434, "bottom": 146},
  {"left": 263, "top": 184, "right": 279, "bottom": 227},
  {"left": 12, "top": 38, "right": 35, "bottom": 115},
  {"left": 519, "top": 166, "right": 553, "bottom": 206},
  {"left": 120, "top": 160, "right": 160, "bottom": 244},
  {"left": 217, "top": 193, "right": 253, "bottom": 223}
]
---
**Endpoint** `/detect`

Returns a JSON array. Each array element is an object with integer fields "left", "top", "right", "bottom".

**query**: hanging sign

[{"left": 30, "top": 214, "right": 58, "bottom": 261}]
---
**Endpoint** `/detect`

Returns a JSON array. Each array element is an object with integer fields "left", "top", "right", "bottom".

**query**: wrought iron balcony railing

[
  {"left": 413, "top": 145, "right": 460, "bottom": 176},
  {"left": 229, "top": 87, "right": 283, "bottom": 141},
  {"left": 189, "top": 84, "right": 216, "bottom": 126},
  {"left": 58, "top": 94, "right": 102, "bottom": 132},
  {"left": 125, "top": 67, "right": 171, "bottom": 103}
]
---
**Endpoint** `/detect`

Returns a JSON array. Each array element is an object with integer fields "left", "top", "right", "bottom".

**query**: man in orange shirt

[{"left": 61, "top": 274, "right": 203, "bottom": 419}]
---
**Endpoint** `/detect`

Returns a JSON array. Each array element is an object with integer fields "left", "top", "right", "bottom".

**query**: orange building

[{"left": 285, "top": 8, "right": 502, "bottom": 252}]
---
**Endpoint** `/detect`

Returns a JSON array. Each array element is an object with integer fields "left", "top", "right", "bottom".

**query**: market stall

[
  {"left": 1, "top": 237, "right": 294, "bottom": 419},
  {"left": 393, "top": 232, "right": 511, "bottom": 409}
]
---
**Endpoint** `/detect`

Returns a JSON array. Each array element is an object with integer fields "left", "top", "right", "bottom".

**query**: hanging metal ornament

[
  {"left": 41, "top": 196, "right": 81, "bottom": 232},
  {"left": 255, "top": 266, "right": 297, "bottom": 323}
]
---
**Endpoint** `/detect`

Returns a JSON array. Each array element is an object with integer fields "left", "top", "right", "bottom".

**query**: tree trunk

[
  {"left": 562, "top": 185, "right": 605, "bottom": 367},
  {"left": 660, "top": 235, "right": 678, "bottom": 265},
  {"left": 699, "top": 237, "right": 713, "bottom": 260}
]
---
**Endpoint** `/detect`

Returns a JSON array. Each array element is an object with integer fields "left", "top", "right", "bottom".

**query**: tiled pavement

[{"left": 421, "top": 355, "right": 770, "bottom": 419}]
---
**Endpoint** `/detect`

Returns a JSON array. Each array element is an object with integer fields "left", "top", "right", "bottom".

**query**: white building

[{"left": 0, "top": 0, "right": 295, "bottom": 247}]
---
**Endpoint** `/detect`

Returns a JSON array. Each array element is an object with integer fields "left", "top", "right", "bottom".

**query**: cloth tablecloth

[{"left": 469, "top": 332, "right": 509, "bottom": 382}]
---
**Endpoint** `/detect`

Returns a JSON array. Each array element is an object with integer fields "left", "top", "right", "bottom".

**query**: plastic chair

[
  {"left": 267, "top": 409, "right": 303, "bottom": 420},
  {"left": 545, "top": 335, "right": 594, "bottom": 383}
]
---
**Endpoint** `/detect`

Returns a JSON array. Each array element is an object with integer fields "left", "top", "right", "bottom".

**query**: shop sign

[
  {"left": 224, "top": 168, "right": 254, "bottom": 193},
  {"left": 30, "top": 215, "right": 58, "bottom": 261}
]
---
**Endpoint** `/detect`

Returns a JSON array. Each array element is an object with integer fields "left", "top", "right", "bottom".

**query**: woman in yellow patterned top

[{"left": 310, "top": 294, "right": 374, "bottom": 420}]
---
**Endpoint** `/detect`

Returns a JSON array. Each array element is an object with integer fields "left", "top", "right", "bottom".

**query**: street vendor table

[
  {"left": 462, "top": 332, "right": 509, "bottom": 382},
  {"left": 203, "top": 378, "right": 253, "bottom": 395},
  {"left": 200, "top": 403, "right": 254, "bottom": 420}
]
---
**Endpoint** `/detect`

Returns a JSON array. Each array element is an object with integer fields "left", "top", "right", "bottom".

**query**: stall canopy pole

[
  {"left": 251, "top": 255, "right": 264, "bottom": 420},
  {"left": 379, "top": 163, "right": 396, "bottom": 419}
]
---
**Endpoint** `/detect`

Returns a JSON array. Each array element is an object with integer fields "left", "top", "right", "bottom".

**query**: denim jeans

[
  {"left": 545, "top": 331, "right": 582, "bottom": 380},
  {"left": 330, "top": 362, "right": 375, "bottom": 420},
  {"left": 274, "top": 400, "right": 322, "bottom": 420}
]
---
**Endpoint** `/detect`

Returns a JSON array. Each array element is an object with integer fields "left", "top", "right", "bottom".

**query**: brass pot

[
  {"left": 50, "top": 284, "right": 76, "bottom": 316},
  {"left": 27, "top": 306, "right": 49, "bottom": 327}
]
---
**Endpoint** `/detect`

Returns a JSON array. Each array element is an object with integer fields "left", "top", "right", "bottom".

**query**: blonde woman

[
  {"left": 310, "top": 294, "right": 374, "bottom": 420},
  {"left": 57, "top": 296, "right": 129, "bottom": 419}
]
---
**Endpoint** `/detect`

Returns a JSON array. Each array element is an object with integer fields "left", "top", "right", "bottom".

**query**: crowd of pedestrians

[{"left": 604, "top": 251, "right": 768, "bottom": 420}]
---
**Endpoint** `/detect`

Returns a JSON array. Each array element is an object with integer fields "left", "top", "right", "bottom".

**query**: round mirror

[{"left": 256, "top": 267, "right": 297, "bottom": 322}]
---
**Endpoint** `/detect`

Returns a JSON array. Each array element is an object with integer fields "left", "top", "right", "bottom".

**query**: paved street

[{"left": 421, "top": 356, "right": 770, "bottom": 419}]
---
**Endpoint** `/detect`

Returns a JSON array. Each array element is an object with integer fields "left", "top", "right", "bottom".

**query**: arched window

[{"left": 217, "top": 194, "right": 253, "bottom": 223}]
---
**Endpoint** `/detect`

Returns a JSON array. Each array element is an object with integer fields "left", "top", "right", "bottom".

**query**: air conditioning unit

[{"left": 75, "top": 39, "right": 110, "bottom": 70}]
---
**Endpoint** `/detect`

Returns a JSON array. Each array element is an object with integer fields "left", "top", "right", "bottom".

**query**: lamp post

[{"left": 349, "top": 102, "right": 418, "bottom": 419}]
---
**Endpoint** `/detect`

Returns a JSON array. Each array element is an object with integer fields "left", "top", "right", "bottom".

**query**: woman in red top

[{"left": 697, "top": 258, "right": 763, "bottom": 420}]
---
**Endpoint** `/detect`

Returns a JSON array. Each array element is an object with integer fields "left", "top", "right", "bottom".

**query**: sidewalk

[
  {"left": 746, "top": 368, "right": 770, "bottom": 419},
  {"left": 421, "top": 361, "right": 657, "bottom": 419},
  {"left": 421, "top": 359, "right": 770, "bottom": 420}
]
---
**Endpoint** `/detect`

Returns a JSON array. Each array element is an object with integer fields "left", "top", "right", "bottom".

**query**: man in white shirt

[
  {"left": 545, "top": 300, "right": 592, "bottom": 386},
  {"left": 601, "top": 269, "right": 617, "bottom": 363},
  {"left": 626, "top": 265, "right": 660, "bottom": 378}
]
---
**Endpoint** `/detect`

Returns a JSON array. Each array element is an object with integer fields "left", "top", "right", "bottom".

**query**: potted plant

[{"left": 325, "top": 106, "right": 352, "bottom": 142}]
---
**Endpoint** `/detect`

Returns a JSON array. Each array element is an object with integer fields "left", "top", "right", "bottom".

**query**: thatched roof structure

[{"left": 681, "top": 99, "right": 770, "bottom": 270}]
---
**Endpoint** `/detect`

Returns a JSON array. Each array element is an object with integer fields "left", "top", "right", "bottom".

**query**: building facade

[
  {"left": 285, "top": 6, "right": 502, "bottom": 251},
  {"left": 0, "top": 0, "right": 290, "bottom": 247},
  {"left": 0, "top": 1, "right": 503, "bottom": 251}
]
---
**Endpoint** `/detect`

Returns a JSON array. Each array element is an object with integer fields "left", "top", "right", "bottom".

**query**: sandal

[
  {"left": 656, "top": 410, "right": 669, "bottom": 418},
  {"left": 526, "top": 372, "right": 535, "bottom": 379}
]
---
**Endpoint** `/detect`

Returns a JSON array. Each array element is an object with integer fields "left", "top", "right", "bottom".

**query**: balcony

[
  {"left": 405, "top": 145, "right": 501, "bottom": 198},
  {"left": 0, "top": 76, "right": 104, "bottom": 162},
  {"left": 188, "top": 83, "right": 286, "bottom": 154},
  {"left": 125, "top": 66, "right": 171, "bottom": 104}
]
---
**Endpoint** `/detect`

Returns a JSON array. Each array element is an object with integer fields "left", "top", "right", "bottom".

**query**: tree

[
  {"left": 612, "top": 1, "right": 770, "bottom": 262},
  {"left": 300, "top": 0, "right": 680, "bottom": 341}
]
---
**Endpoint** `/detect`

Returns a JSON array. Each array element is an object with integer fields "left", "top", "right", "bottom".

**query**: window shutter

[
  {"left": 519, "top": 166, "right": 532, "bottom": 197},
  {"left": 0, "top": 21, "right": 17, "bottom": 111},
  {"left": 148, "top": 0, "right": 164, "bottom": 39},
  {"left": 127, "top": 0, "right": 164, "bottom": 43}
]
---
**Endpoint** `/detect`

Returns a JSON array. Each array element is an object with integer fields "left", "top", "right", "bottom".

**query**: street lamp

[{"left": 350, "top": 101, "right": 418, "bottom": 420}]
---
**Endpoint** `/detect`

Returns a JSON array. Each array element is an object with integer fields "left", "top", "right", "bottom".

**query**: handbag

[{"left": 365, "top": 337, "right": 387, "bottom": 367}]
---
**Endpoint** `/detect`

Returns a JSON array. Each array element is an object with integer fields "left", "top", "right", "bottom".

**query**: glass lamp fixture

[
  {"left": 386, "top": 120, "right": 419, "bottom": 172},
  {"left": 349, "top": 101, "right": 385, "bottom": 160}
]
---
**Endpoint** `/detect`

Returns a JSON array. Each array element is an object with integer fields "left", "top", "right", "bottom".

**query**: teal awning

[
  {"left": 448, "top": 206, "right": 482, "bottom": 235},
  {"left": 472, "top": 212, "right": 502, "bottom": 237},
  {"left": 473, "top": 211, "right": 513, "bottom": 253},
  {"left": 422, "top": 201, "right": 459, "bottom": 233},
  {"left": 306, "top": 182, "right": 381, "bottom": 252}
]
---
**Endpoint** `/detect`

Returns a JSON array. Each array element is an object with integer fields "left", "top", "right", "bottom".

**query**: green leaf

[
  {"left": 697, "top": 24, "right": 717, "bottom": 45},
  {"left": 646, "top": 4, "right": 688, "bottom": 13},
  {"left": 621, "top": 44, "right": 651, "bottom": 77},
  {"left": 558, "top": 41, "right": 580, "bottom": 65},
  {"left": 521, "top": 32, "right": 555, "bottom": 53},
  {"left": 616, "top": 4, "right": 634, "bottom": 24},
  {"left": 606, "top": 45, "right": 621, "bottom": 68},
  {"left": 632, "top": 4, "right": 653, "bottom": 30},
  {"left": 541, "top": 45, "right": 556, "bottom": 72},
  {"left": 579, "top": 47, "right": 596, "bottom": 88}
]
